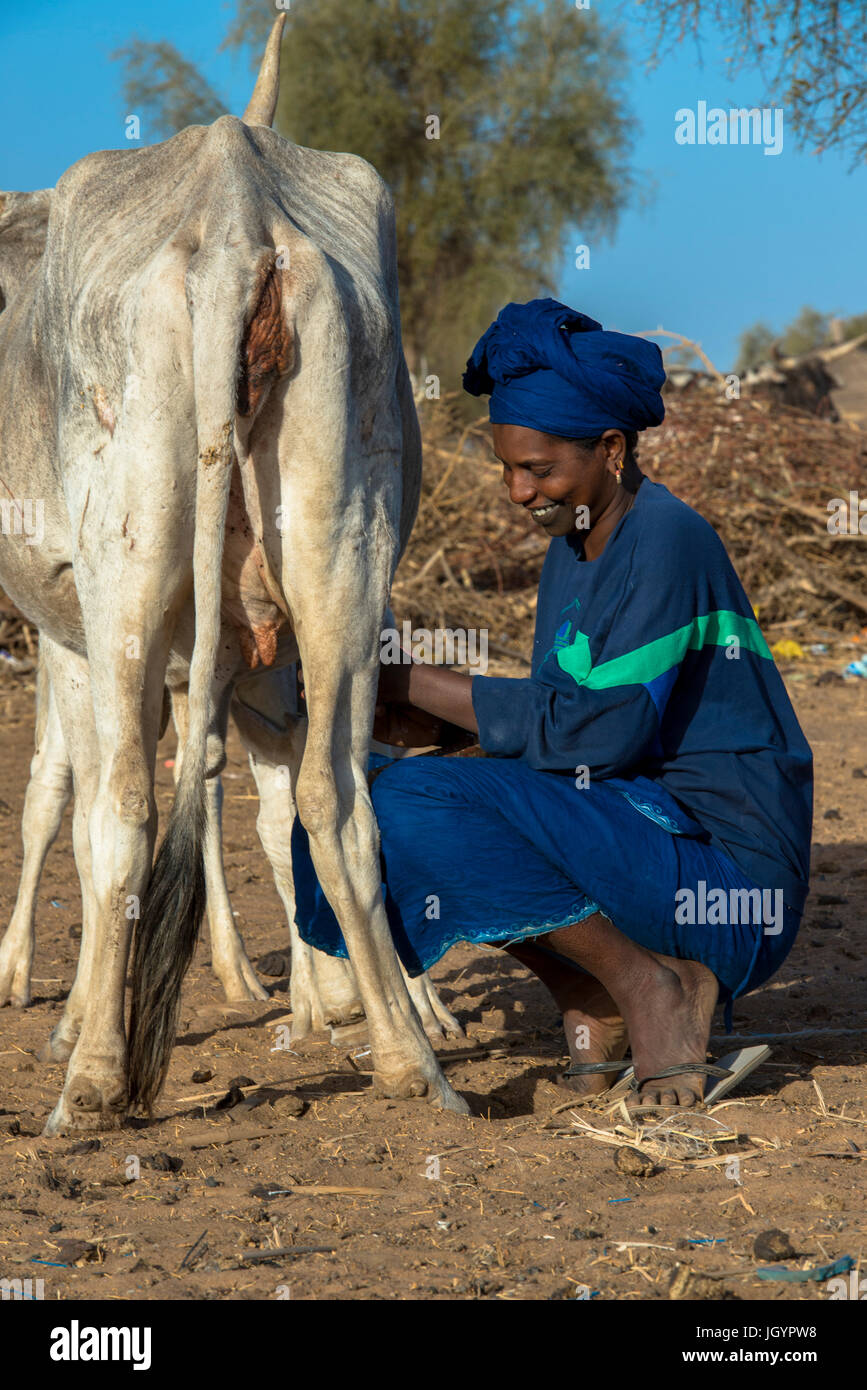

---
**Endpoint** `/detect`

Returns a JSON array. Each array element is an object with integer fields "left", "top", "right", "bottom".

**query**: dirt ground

[{"left": 0, "top": 656, "right": 865, "bottom": 1303}]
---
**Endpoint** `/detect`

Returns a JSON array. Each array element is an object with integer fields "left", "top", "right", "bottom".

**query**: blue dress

[{"left": 292, "top": 480, "right": 812, "bottom": 1016}]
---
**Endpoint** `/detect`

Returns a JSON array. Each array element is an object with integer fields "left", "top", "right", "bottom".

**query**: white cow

[{"left": 0, "top": 17, "right": 468, "bottom": 1132}]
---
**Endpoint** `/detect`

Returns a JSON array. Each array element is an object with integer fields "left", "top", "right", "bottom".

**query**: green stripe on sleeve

[{"left": 556, "top": 609, "right": 772, "bottom": 689}]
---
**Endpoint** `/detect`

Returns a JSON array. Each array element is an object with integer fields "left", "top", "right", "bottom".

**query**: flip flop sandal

[
  {"left": 704, "top": 1045, "right": 772, "bottom": 1104},
  {"left": 622, "top": 1061, "right": 733, "bottom": 1106},
  {"left": 560, "top": 1059, "right": 635, "bottom": 1102},
  {"left": 563, "top": 1060, "right": 632, "bottom": 1078},
  {"left": 629, "top": 1045, "right": 772, "bottom": 1107},
  {"left": 630, "top": 1062, "right": 732, "bottom": 1103}
]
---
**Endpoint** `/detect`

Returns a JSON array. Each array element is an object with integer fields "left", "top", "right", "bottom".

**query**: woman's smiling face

[{"left": 491, "top": 422, "right": 626, "bottom": 539}]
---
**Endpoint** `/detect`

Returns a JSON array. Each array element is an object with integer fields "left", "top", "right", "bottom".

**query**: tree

[
  {"left": 633, "top": 1, "right": 867, "bottom": 166},
  {"left": 112, "top": 40, "right": 227, "bottom": 136},
  {"left": 113, "top": 1, "right": 635, "bottom": 388},
  {"left": 839, "top": 312, "right": 867, "bottom": 341},
  {"left": 780, "top": 306, "right": 830, "bottom": 358},
  {"left": 735, "top": 321, "right": 776, "bottom": 373},
  {"left": 735, "top": 305, "right": 867, "bottom": 371}
]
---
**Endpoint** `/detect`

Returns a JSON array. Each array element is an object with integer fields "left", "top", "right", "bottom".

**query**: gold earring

[{"left": 615, "top": 461, "right": 623, "bottom": 485}]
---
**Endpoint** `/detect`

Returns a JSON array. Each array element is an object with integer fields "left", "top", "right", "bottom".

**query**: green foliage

[
  {"left": 112, "top": 40, "right": 227, "bottom": 138},
  {"left": 115, "top": 1, "right": 634, "bottom": 390},
  {"left": 634, "top": 0, "right": 867, "bottom": 166},
  {"left": 735, "top": 321, "right": 776, "bottom": 374},
  {"left": 736, "top": 306, "right": 867, "bottom": 371},
  {"left": 840, "top": 312, "right": 867, "bottom": 341},
  {"left": 269, "top": 0, "right": 632, "bottom": 380},
  {"left": 780, "top": 306, "right": 830, "bottom": 359}
]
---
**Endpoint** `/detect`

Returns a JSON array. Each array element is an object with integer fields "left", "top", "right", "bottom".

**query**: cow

[
  {"left": 0, "top": 190, "right": 460, "bottom": 1038},
  {"left": 0, "top": 650, "right": 464, "bottom": 1043},
  {"left": 0, "top": 15, "right": 468, "bottom": 1132}
]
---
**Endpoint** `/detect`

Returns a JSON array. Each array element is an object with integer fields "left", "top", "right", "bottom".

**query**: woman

[{"left": 292, "top": 298, "right": 813, "bottom": 1109}]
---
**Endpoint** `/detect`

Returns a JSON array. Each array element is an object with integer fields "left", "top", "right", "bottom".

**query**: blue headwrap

[{"left": 463, "top": 298, "right": 666, "bottom": 437}]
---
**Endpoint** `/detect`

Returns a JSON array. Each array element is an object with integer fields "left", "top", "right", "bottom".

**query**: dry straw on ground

[{"left": 561, "top": 1106, "right": 775, "bottom": 1172}]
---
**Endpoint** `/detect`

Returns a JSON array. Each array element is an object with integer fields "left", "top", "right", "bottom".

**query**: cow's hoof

[
  {"left": 405, "top": 974, "right": 465, "bottom": 1043},
  {"left": 326, "top": 1002, "right": 365, "bottom": 1029},
  {"left": 0, "top": 984, "right": 31, "bottom": 1009},
  {"left": 289, "top": 986, "right": 364, "bottom": 1042},
  {"left": 289, "top": 1006, "right": 316, "bottom": 1043},
  {"left": 43, "top": 1074, "right": 127, "bottom": 1136},
  {"left": 310, "top": 959, "right": 365, "bottom": 1031},
  {"left": 433, "top": 1079, "right": 472, "bottom": 1115},
  {"left": 373, "top": 1067, "right": 470, "bottom": 1116},
  {"left": 218, "top": 962, "right": 270, "bottom": 1003},
  {"left": 0, "top": 944, "right": 32, "bottom": 1008},
  {"left": 329, "top": 1019, "right": 370, "bottom": 1047},
  {"left": 420, "top": 1002, "right": 465, "bottom": 1044},
  {"left": 38, "top": 1025, "right": 79, "bottom": 1064}
]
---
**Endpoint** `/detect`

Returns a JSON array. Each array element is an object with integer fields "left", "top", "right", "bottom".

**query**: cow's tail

[{"left": 127, "top": 264, "right": 248, "bottom": 1113}]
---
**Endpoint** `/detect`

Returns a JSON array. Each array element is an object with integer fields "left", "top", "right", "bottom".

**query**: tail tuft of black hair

[{"left": 127, "top": 780, "right": 206, "bottom": 1113}]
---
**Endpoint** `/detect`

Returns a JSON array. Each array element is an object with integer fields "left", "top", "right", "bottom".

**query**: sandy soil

[{"left": 0, "top": 659, "right": 865, "bottom": 1302}]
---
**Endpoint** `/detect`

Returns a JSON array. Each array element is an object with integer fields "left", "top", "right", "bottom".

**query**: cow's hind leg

[
  {"left": 37, "top": 784, "right": 97, "bottom": 1064},
  {"left": 283, "top": 569, "right": 467, "bottom": 1114},
  {"left": 30, "top": 641, "right": 99, "bottom": 1065},
  {"left": 170, "top": 685, "right": 267, "bottom": 1002},
  {"left": 232, "top": 690, "right": 364, "bottom": 1038},
  {"left": 294, "top": 681, "right": 466, "bottom": 1109},
  {"left": 202, "top": 775, "right": 269, "bottom": 1002},
  {"left": 43, "top": 568, "right": 178, "bottom": 1133},
  {"left": 36, "top": 639, "right": 129, "bottom": 1131},
  {"left": 0, "top": 657, "right": 72, "bottom": 1008}
]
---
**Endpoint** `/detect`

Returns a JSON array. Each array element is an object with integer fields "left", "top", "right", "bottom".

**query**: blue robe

[{"left": 291, "top": 480, "right": 812, "bottom": 1011}]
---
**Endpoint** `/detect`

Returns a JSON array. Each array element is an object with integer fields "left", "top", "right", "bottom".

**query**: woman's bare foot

[
  {"left": 622, "top": 953, "right": 719, "bottom": 1109},
  {"left": 542, "top": 914, "right": 721, "bottom": 1110},
  {"left": 559, "top": 973, "right": 630, "bottom": 1096},
  {"left": 503, "top": 941, "right": 628, "bottom": 1097}
]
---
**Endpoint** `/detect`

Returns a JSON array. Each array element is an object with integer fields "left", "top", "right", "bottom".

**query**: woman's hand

[
  {"left": 373, "top": 652, "right": 476, "bottom": 747},
  {"left": 375, "top": 655, "right": 413, "bottom": 707},
  {"left": 372, "top": 700, "right": 453, "bottom": 748},
  {"left": 298, "top": 647, "right": 479, "bottom": 747}
]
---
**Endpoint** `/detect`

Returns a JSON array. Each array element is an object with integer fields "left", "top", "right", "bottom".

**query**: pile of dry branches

[{"left": 639, "top": 393, "right": 867, "bottom": 634}]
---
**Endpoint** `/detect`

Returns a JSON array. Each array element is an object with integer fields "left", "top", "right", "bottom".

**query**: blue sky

[{"left": 2, "top": 0, "right": 864, "bottom": 371}]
